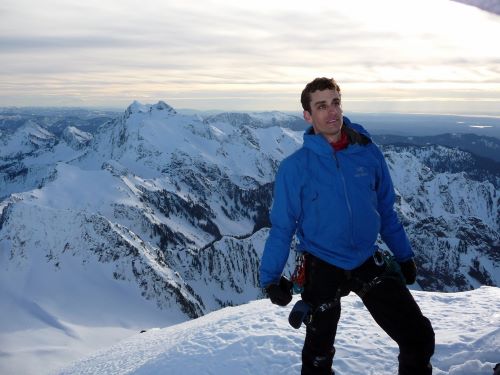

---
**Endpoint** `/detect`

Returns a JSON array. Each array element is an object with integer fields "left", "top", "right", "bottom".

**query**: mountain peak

[
  {"left": 154, "top": 101, "right": 176, "bottom": 114},
  {"left": 62, "top": 126, "right": 93, "bottom": 149},
  {"left": 125, "top": 100, "right": 177, "bottom": 117},
  {"left": 126, "top": 100, "right": 145, "bottom": 114}
]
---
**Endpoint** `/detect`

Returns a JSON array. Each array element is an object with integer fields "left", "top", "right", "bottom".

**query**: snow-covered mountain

[
  {"left": 1, "top": 101, "right": 499, "bottom": 374},
  {"left": 0, "top": 101, "right": 303, "bottom": 320},
  {"left": 62, "top": 126, "right": 93, "bottom": 149},
  {"left": 0, "top": 120, "right": 82, "bottom": 199},
  {"left": 383, "top": 144, "right": 499, "bottom": 290},
  {"left": 204, "top": 110, "right": 308, "bottom": 131},
  {"left": 373, "top": 132, "right": 500, "bottom": 163},
  {"left": 0, "top": 107, "right": 117, "bottom": 136},
  {"left": 1, "top": 100, "right": 499, "bottom": 302}
]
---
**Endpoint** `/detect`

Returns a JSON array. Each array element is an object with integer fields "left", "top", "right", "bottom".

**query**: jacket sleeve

[
  {"left": 259, "top": 157, "right": 302, "bottom": 287},
  {"left": 373, "top": 145, "right": 414, "bottom": 262}
]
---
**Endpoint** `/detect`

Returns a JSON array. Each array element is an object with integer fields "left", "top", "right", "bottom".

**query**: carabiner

[{"left": 373, "top": 249, "right": 385, "bottom": 267}]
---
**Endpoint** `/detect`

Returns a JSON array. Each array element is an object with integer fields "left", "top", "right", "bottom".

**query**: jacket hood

[{"left": 303, "top": 116, "right": 372, "bottom": 156}]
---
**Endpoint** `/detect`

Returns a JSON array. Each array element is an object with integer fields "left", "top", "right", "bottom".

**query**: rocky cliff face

[
  {"left": 382, "top": 145, "right": 499, "bottom": 291},
  {"left": 0, "top": 103, "right": 498, "bottom": 321}
]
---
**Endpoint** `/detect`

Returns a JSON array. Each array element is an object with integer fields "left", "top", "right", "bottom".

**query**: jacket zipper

[{"left": 334, "top": 152, "right": 356, "bottom": 250}]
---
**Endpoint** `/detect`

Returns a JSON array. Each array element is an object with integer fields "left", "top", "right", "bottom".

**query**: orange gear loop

[{"left": 290, "top": 253, "right": 306, "bottom": 293}]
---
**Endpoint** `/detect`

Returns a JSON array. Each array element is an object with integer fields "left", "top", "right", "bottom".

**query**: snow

[
  {"left": 53, "top": 287, "right": 500, "bottom": 375},
  {"left": 90, "top": 102, "right": 301, "bottom": 184},
  {"left": 62, "top": 126, "right": 93, "bottom": 147},
  {"left": 0, "top": 217, "right": 186, "bottom": 375},
  {"left": 1, "top": 102, "right": 499, "bottom": 374}
]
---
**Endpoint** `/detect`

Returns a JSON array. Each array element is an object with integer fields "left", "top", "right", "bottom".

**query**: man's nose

[{"left": 329, "top": 105, "right": 341, "bottom": 115}]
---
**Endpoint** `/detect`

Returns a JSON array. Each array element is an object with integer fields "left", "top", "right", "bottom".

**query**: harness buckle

[{"left": 373, "top": 248, "right": 386, "bottom": 267}]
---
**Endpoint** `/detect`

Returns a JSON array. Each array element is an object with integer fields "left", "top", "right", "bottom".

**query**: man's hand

[
  {"left": 399, "top": 258, "right": 417, "bottom": 285},
  {"left": 265, "top": 276, "right": 293, "bottom": 306}
]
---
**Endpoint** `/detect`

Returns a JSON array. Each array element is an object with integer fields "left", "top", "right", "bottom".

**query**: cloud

[
  {"left": 0, "top": 0, "right": 499, "bottom": 113},
  {"left": 0, "top": 36, "right": 138, "bottom": 50}
]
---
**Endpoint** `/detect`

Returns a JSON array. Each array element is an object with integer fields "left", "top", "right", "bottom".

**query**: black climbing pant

[{"left": 300, "top": 253, "right": 435, "bottom": 375}]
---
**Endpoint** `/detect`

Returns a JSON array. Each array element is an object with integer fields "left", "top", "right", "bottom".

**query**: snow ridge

[{"left": 57, "top": 287, "right": 500, "bottom": 375}]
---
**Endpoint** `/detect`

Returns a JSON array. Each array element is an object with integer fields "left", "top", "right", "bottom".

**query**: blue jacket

[{"left": 259, "top": 117, "right": 414, "bottom": 287}]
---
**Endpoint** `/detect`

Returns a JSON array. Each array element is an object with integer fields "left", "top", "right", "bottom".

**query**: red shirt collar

[{"left": 329, "top": 130, "right": 349, "bottom": 152}]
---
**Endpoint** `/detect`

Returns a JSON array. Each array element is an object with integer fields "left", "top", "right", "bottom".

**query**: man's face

[{"left": 303, "top": 89, "right": 343, "bottom": 143}]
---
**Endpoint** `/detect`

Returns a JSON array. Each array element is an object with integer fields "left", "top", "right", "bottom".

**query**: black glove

[
  {"left": 399, "top": 259, "right": 417, "bottom": 285},
  {"left": 265, "top": 276, "right": 293, "bottom": 306}
]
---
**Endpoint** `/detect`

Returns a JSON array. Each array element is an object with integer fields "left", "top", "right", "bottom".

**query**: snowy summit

[{"left": 58, "top": 288, "right": 500, "bottom": 375}]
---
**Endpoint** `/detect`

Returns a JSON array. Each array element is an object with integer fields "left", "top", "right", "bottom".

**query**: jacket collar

[{"left": 303, "top": 116, "right": 372, "bottom": 156}]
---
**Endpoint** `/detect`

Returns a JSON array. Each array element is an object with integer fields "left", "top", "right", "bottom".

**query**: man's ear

[{"left": 303, "top": 110, "right": 313, "bottom": 124}]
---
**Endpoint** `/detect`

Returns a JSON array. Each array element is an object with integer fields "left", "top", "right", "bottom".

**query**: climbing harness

[
  {"left": 288, "top": 249, "right": 406, "bottom": 328},
  {"left": 356, "top": 249, "right": 406, "bottom": 298}
]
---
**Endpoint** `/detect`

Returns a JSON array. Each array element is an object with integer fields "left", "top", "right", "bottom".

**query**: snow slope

[
  {"left": 0, "top": 223, "right": 185, "bottom": 375},
  {"left": 57, "top": 287, "right": 500, "bottom": 375}
]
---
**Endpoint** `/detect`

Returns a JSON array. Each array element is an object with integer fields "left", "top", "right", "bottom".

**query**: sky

[{"left": 1, "top": 0, "right": 500, "bottom": 114}]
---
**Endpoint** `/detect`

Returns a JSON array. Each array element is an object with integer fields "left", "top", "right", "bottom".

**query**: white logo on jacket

[{"left": 354, "top": 166, "right": 368, "bottom": 177}]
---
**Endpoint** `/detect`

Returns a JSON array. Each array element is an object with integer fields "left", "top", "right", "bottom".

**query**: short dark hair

[
  {"left": 494, "top": 363, "right": 500, "bottom": 374},
  {"left": 301, "top": 77, "right": 341, "bottom": 113}
]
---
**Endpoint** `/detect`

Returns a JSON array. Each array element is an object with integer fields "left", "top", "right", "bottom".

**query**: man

[{"left": 259, "top": 77, "right": 435, "bottom": 375}]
